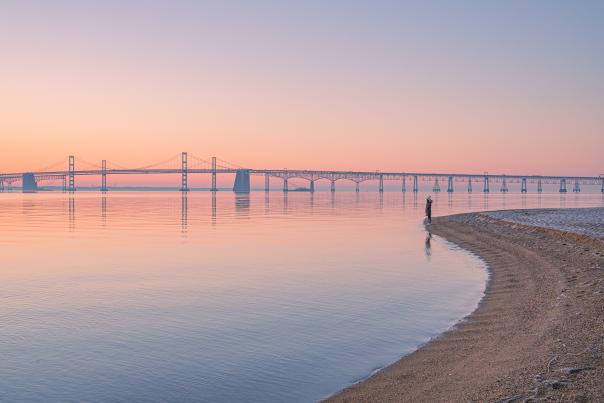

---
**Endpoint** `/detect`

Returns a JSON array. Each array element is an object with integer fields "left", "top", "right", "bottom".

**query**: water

[{"left": 1, "top": 191, "right": 602, "bottom": 402}]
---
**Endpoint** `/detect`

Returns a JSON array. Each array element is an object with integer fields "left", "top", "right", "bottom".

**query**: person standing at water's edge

[{"left": 425, "top": 196, "right": 433, "bottom": 224}]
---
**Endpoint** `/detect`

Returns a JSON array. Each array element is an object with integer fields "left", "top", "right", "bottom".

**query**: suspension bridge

[{"left": 0, "top": 152, "right": 603, "bottom": 193}]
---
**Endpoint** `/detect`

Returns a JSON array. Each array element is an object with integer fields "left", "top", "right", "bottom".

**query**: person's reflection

[{"left": 424, "top": 232, "right": 432, "bottom": 260}]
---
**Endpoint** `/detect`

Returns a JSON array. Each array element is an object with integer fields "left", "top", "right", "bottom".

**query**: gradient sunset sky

[{"left": 1, "top": 1, "right": 603, "bottom": 176}]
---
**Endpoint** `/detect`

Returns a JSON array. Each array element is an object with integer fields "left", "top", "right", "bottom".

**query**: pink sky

[{"left": 1, "top": 2, "right": 603, "bottom": 180}]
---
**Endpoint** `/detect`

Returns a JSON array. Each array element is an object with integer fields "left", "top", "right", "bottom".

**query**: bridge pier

[
  {"left": 413, "top": 175, "right": 418, "bottom": 192},
  {"left": 330, "top": 179, "right": 336, "bottom": 192},
  {"left": 559, "top": 178, "right": 567, "bottom": 193},
  {"left": 573, "top": 179, "right": 581, "bottom": 192},
  {"left": 310, "top": 179, "right": 315, "bottom": 193},
  {"left": 283, "top": 177, "right": 288, "bottom": 192},
  {"left": 601, "top": 178, "right": 604, "bottom": 193},
  {"left": 355, "top": 181, "right": 360, "bottom": 192},
  {"left": 447, "top": 176, "right": 453, "bottom": 193},
  {"left": 432, "top": 177, "right": 440, "bottom": 192},
  {"left": 68, "top": 155, "right": 75, "bottom": 192},
  {"left": 467, "top": 177, "right": 472, "bottom": 192},
  {"left": 264, "top": 174, "right": 269, "bottom": 192},
  {"left": 22, "top": 173, "right": 38, "bottom": 193},
  {"left": 483, "top": 176, "right": 489, "bottom": 193},
  {"left": 211, "top": 157, "right": 218, "bottom": 192},
  {"left": 401, "top": 175, "right": 406, "bottom": 192},
  {"left": 537, "top": 179, "right": 543, "bottom": 193},
  {"left": 521, "top": 178, "right": 527, "bottom": 193},
  {"left": 0, "top": 180, "right": 3, "bottom": 192},
  {"left": 379, "top": 174, "right": 384, "bottom": 193},
  {"left": 101, "top": 160, "right": 108, "bottom": 192},
  {"left": 233, "top": 169, "right": 250, "bottom": 193},
  {"left": 180, "top": 152, "right": 189, "bottom": 192}
]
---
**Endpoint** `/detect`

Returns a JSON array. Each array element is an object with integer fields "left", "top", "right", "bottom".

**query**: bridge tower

[
  {"left": 447, "top": 176, "right": 454, "bottom": 193},
  {"left": 180, "top": 152, "right": 189, "bottom": 192},
  {"left": 467, "top": 177, "right": 472, "bottom": 192},
  {"left": 537, "top": 179, "right": 543, "bottom": 193},
  {"left": 68, "top": 155, "right": 75, "bottom": 192},
  {"left": 521, "top": 178, "right": 527, "bottom": 193},
  {"left": 401, "top": 175, "right": 406, "bottom": 192},
  {"left": 483, "top": 175, "right": 490, "bottom": 193},
  {"left": 211, "top": 157, "right": 218, "bottom": 192},
  {"left": 413, "top": 175, "right": 419, "bottom": 192},
  {"left": 559, "top": 178, "right": 567, "bottom": 193},
  {"left": 573, "top": 179, "right": 581, "bottom": 192},
  {"left": 379, "top": 174, "right": 384, "bottom": 193},
  {"left": 101, "top": 160, "right": 107, "bottom": 192}
]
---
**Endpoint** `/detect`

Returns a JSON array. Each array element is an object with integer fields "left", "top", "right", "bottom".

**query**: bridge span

[{"left": 1, "top": 153, "right": 603, "bottom": 193}]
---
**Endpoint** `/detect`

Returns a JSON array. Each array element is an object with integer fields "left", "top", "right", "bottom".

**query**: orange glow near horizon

[{"left": 1, "top": 2, "right": 603, "bottom": 179}]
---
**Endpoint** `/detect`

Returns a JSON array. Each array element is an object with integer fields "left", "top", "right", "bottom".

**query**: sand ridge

[{"left": 326, "top": 210, "right": 604, "bottom": 402}]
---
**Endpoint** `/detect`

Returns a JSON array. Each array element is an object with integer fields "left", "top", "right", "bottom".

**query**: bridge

[{"left": 1, "top": 152, "right": 603, "bottom": 194}]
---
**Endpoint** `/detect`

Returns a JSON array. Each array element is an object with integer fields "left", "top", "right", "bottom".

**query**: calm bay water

[{"left": 1, "top": 191, "right": 603, "bottom": 402}]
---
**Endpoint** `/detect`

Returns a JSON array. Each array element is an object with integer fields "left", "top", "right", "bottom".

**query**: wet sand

[{"left": 326, "top": 210, "right": 604, "bottom": 402}]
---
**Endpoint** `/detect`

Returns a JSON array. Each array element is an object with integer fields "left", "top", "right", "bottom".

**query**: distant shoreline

[{"left": 327, "top": 209, "right": 604, "bottom": 402}]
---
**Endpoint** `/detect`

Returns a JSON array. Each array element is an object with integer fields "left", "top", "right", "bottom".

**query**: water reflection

[
  {"left": 424, "top": 232, "right": 432, "bottom": 260},
  {"left": 283, "top": 191, "right": 289, "bottom": 213},
  {"left": 1, "top": 192, "right": 603, "bottom": 403},
  {"left": 181, "top": 192, "right": 188, "bottom": 233},
  {"left": 212, "top": 191, "right": 217, "bottom": 225},
  {"left": 101, "top": 194, "right": 107, "bottom": 225},
  {"left": 235, "top": 194, "right": 250, "bottom": 216},
  {"left": 68, "top": 196, "right": 75, "bottom": 231}
]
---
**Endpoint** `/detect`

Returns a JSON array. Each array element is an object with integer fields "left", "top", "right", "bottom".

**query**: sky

[{"left": 1, "top": 0, "right": 603, "bottom": 180}]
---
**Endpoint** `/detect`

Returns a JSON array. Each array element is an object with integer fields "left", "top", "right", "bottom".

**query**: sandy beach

[{"left": 327, "top": 209, "right": 604, "bottom": 402}]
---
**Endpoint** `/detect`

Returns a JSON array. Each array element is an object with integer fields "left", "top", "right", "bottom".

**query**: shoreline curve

[{"left": 326, "top": 210, "right": 604, "bottom": 402}]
